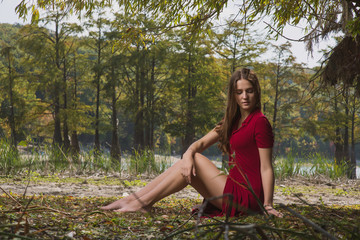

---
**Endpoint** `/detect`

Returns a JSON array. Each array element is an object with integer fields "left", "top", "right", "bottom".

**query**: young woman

[{"left": 101, "top": 68, "right": 282, "bottom": 217}]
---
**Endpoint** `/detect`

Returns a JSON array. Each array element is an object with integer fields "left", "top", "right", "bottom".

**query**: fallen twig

[
  {"left": 15, "top": 195, "right": 34, "bottom": 234},
  {"left": 0, "top": 231, "right": 36, "bottom": 239},
  {"left": 279, "top": 203, "right": 337, "bottom": 240},
  {"left": 0, "top": 185, "right": 21, "bottom": 206},
  {"left": 83, "top": 210, "right": 110, "bottom": 218},
  {"left": 22, "top": 179, "right": 31, "bottom": 199}
]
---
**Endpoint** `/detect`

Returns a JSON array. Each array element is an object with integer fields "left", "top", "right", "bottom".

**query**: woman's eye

[
  {"left": 236, "top": 91, "right": 242, "bottom": 95},
  {"left": 246, "top": 89, "right": 254, "bottom": 93}
]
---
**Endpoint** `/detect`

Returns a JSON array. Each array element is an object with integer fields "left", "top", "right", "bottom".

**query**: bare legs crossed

[{"left": 100, "top": 153, "right": 227, "bottom": 212}]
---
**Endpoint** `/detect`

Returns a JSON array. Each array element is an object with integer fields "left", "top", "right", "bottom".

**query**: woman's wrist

[{"left": 184, "top": 147, "right": 196, "bottom": 157}]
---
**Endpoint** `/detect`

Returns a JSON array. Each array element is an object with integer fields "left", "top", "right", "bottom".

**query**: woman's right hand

[
  {"left": 180, "top": 129, "right": 219, "bottom": 184},
  {"left": 181, "top": 152, "right": 196, "bottom": 184}
]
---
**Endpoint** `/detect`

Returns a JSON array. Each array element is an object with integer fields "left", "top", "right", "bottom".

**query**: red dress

[{"left": 198, "top": 108, "right": 274, "bottom": 217}]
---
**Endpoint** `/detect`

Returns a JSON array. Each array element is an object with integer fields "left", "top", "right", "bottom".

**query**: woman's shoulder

[
  {"left": 252, "top": 110, "right": 272, "bottom": 127},
  {"left": 251, "top": 109, "right": 269, "bottom": 121}
]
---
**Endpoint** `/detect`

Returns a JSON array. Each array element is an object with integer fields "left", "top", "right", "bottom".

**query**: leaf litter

[{"left": 0, "top": 174, "right": 359, "bottom": 239}]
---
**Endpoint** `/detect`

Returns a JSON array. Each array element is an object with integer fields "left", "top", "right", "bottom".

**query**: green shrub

[
  {"left": 0, "top": 139, "right": 20, "bottom": 175},
  {"left": 274, "top": 153, "right": 301, "bottom": 180}
]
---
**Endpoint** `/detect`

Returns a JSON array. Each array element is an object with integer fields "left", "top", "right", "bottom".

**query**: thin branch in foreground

[
  {"left": 15, "top": 195, "right": 34, "bottom": 235},
  {"left": 279, "top": 203, "right": 337, "bottom": 240},
  {"left": 0, "top": 232, "right": 36, "bottom": 240},
  {"left": 0, "top": 186, "right": 21, "bottom": 206}
]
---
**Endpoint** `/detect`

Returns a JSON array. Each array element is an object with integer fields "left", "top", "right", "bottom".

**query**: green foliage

[
  {"left": 274, "top": 152, "right": 349, "bottom": 180},
  {"left": 0, "top": 139, "right": 20, "bottom": 176},
  {"left": 274, "top": 153, "right": 301, "bottom": 180},
  {"left": 128, "top": 148, "right": 166, "bottom": 175},
  {"left": 0, "top": 140, "right": 171, "bottom": 177},
  {"left": 308, "top": 153, "right": 348, "bottom": 180}
]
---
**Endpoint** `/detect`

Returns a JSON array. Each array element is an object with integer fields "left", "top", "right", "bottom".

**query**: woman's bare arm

[
  {"left": 181, "top": 128, "right": 220, "bottom": 183},
  {"left": 259, "top": 148, "right": 283, "bottom": 217}
]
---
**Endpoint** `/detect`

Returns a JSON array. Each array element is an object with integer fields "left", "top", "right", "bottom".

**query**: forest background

[
  {"left": 0, "top": 0, "right": 359, "bottom": 179},
  {"left": 0, "top": 1, "right": 360, "bottom": 239}
]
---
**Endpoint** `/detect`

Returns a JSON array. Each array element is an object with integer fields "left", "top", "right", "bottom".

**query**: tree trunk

[
  {"left": 62, "top": 59, "right": 70, "bottom": 151},
  {"left": 344, "top": 88, "right": 351, "bottom": 177},
  {"left": 232, "top": 42, "right": 237, "bottom": 73},
  {"left": 334, "top": 90, "right": 343, "bottom": 163},
  {"left": 53, "top": 87, "right": 62, "bottom": 145},
  {"left": 94, "top": 72, "right": 101, "bottom": 153},
  {"left": 110, "top": 65, "right": 121, "bottom": 163},
  {"left": 182, "top": 51, "right": 196, "bottom": 154},
  {"left": 145, "top": 56, "right": 156, "bottom": 149},
  {"left": 272, "top": 55, "right": 281, "bottom": 138},
  {"left": 70, "top": 55, "right": 80, "bottom": 159},
  {"left": 94, "top": 25, "right": 102, "bottom": 154},
  {"left": 5, "top": 47, "right": 17, "bottom": 148},
  {"left": 350, "top": 90, "right": 357, "bottom": 179},
  {"left": 134, "top": 46, "right": 145, "bottom": 150},
  {"left": 53, "top": 18, "right": 62, "bottom": 146}
]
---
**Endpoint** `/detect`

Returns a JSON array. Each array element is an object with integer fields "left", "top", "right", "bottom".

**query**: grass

[
  {"left": 274, "top": 152, "right": 349, "bottom": 180},
  {"left": 0, "top": 140, "right": 171, "bottom": 178},
  {"left": 1, "top": 172, "right": 359, "bottom": 239},
  {"left": 0, "top": 191, "right": 359, "bottom": 239},
  {"left": 0, "top": 140, "right": 353, "bottom": 180}
]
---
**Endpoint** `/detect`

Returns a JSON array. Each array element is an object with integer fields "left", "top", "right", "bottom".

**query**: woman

[{"left": 101, "top": 68, "right": 282, "bottom": 217}]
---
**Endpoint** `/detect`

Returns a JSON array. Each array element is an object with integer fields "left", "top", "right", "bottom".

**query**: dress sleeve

[{"left": 254, "top": 116, "right": 274, "bottom": 148}]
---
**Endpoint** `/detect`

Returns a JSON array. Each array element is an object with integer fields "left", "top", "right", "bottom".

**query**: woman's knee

[
  {"left": 193, "top": 153, "right": 218, "bottom": 172},
  {"left": 193, "top": 153, "right": 208, "bottom": 162}
]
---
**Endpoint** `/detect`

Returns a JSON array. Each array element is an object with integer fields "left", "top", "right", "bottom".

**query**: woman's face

[{"left": 235, "top": 79, "right": 257, "bottom": 113}]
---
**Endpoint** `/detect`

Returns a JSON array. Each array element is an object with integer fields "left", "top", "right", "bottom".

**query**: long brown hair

[{"left": 217, "top": 68, "right": 261, "bottom": 153}]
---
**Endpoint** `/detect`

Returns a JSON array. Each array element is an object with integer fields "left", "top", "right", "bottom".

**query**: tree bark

[
  {"left": 53, "top": 17, "right": 62, "bottom": 146},
  {"left": 344, "top": 88, "right": 351, "bottom": 177},
  {"left": 94, "top": 23, "right": 102, "bottom": 154},
  {"left": 62, "top": 59, "right": 70, "bottom": 151},
  {"left": 134, "top": 46, "right": 145, "bottom": 150},
  {"left": 350, "top": 90, "right": 357, "bottom": 179},
  {"left": 70, "top": 55, "right": 80, "bottom": 159},
  {"left": 182, "top": 51, "right": 196, "bottom": 154},
  {"left": 272, "top": 53, "right": 282, "bottom": 138},
  {"left": 334, "top": 90, "right": 344, "bottom": 163},
  {"left": 5, "top": 47, "right": 17, "bottom": 148},
  {"left": 145, "top": 56, "right": 156, "bottom": 149},
  {"left": 110, "top": 65, "right": 121, "bottom": 163}
]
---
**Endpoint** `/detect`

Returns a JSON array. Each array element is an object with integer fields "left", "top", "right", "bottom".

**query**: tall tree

[
  {"left": 0, "top": 46, "right": 17, "bottom": 147},
  {"left": 0, "top": 24, "right": 39, "bottom": 146},
  {"left": 105, "top": 55, "right": 122, "bottom": 162},
  {"left": 18, "top": 6, "right": 82, "bottom": 147},
  {"left": 115, "top": 13, "right": 174, "bottom": 151},
  {"left": 349, "top": 85, "right": 359, "bottom": 178},
  {"left": 261, "top": 42, "right": 310, "bottom": 154},
  {"left": 84, "top": 12, "right": 110, "bottom": 153},
  {"left": 166, "top": 28, "right": 226, "bottom": 153}
]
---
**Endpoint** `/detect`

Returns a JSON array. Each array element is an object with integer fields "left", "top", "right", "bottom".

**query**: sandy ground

[{"left": 1, "top": 175, "right": 360, "bottom": 207}]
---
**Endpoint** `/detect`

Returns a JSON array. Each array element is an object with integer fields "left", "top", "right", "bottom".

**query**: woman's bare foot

[
  {"left": 114, "top": 199, "right": 151, "bottom": 213},
  {"left": 100, "top": 198, "right": 130, "bottom": 211}
]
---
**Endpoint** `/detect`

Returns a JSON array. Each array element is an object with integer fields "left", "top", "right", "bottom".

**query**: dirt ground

[{"left": 1, "top": 175, "right": 360, "bottom": 207}]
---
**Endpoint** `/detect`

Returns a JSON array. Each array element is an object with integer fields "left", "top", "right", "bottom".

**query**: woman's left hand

[{"left": 264, "top": 206, "right": 283, "bottom": 218}]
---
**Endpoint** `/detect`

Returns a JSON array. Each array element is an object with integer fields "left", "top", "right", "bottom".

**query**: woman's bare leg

[
  {"left": 116, "top": 153, "right": 227, "bottom": 212},
  {"left": 100, "top": 160, "right": 183, "bottom": 210}
]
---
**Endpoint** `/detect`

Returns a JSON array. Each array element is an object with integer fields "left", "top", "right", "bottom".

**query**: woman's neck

[{"left": 240, "top": 109, "right": 252, "bottom": 121}]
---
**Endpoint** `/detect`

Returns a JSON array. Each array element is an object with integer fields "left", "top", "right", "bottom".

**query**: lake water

[
  {"left": 298, "top": 165, "right": 360, "bottom": 179},
  {"left": 152, "top": 155, "right": 360, "bottom": 179},
  {"left": 208, "top": 156, "right": 360, "bottom": 179}
]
